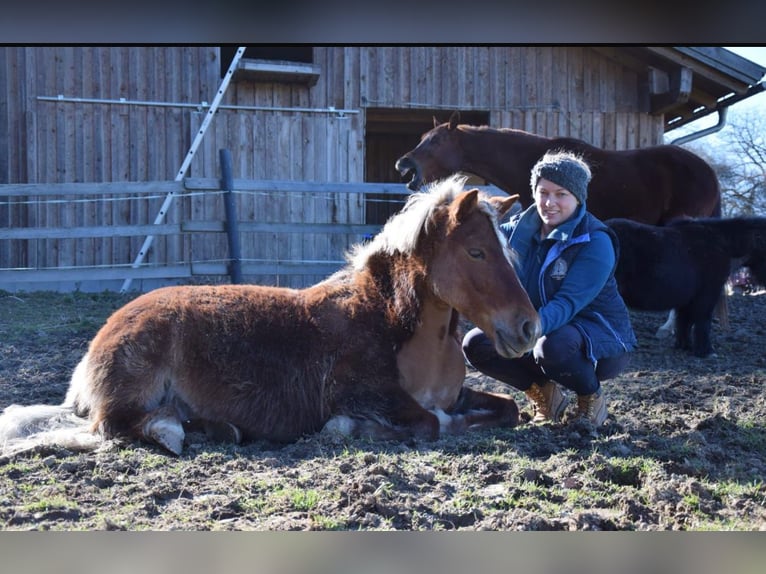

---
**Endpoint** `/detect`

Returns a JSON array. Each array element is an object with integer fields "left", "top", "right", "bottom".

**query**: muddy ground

[{"left": 0, "top": 289, "right": 764, "bottom": 530}]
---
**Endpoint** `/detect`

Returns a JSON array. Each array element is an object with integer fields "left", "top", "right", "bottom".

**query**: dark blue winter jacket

[{"left": 501, "top": 203, "right": 637, "bottom": 363}]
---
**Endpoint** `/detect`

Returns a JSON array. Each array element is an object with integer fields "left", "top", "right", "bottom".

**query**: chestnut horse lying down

[
  {"left": 0, "top": 176, "right": 541, "bottom": 456},
  {"left": 607, "top": 216, "right": 766, "bottom": 357}
]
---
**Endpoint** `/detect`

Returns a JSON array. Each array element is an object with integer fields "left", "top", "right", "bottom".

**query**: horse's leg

[
  {"left": 443, "top": 386, "right": 520, "bottom": 432},
  {"left": 183, "top": 418, "right": 243, "bottom": 444},
  {"left": 690, "top": 296, "right": 720, "bottom": 357},
  {"left": 655, "top": 309, "right": 676, "bottom": 339},
  {"left": 323, "top": 385, "right": 441, "bottom": 441},
  {"left": 163, "top": 394, "right": 242, "bottom": 446},
  {"left": 691, "top": 316, "right": 715, "bottom": 357},
  {"left": 674, "top": 308, "right": 694, "bottom": 351},
  {"left": 132, "top": 405, "right": 186, "bottom": 455}
]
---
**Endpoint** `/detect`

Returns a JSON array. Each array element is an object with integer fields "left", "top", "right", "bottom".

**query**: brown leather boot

[
  {"left": 574, "top": 389, "right": 608, "bottom": 426},
  {"left": 524, "top": 380, "right": 567, "bottom": 423}
]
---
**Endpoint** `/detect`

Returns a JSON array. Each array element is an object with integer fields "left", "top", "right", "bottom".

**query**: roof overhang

[{"left": 593, "top": 46, "right": 766, "bottom": 133}]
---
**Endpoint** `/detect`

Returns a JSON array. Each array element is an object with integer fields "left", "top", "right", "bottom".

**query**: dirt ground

[{"left": 0, "top": 288, "right": 765, "bottom": 531}]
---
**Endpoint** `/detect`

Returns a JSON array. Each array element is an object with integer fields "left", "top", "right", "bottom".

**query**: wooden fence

[{"left": 1, "top": 177, "right": 504, "bottom": 293}]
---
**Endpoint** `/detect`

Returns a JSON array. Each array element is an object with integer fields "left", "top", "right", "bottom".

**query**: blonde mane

[{"left": 349, "top": 174, "right": 474, "bottom": 270}]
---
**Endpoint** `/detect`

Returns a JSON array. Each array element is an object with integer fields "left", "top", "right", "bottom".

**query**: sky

[
  {"left": 726, "top": 46, "right": 766, "bottom": 69},
  {"left": 725, "top": 46, "right": 766, "bottom": 113}
]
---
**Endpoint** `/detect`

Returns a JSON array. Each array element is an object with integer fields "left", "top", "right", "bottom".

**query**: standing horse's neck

[
  {"left": 455, "top": 127, "right": 548, "bottom": 195},
  {"left": 395, "top": 292, "right": 466, "bottom": 410}
]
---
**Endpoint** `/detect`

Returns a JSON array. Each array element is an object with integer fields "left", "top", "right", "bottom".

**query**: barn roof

[{"left": 594, "top": 47, "right": 766, "bottom": 132}]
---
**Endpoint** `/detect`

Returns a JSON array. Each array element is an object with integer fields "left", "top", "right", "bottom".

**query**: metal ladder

[{"left": 120, "top": 46, "right": 246, "bottom": 293}]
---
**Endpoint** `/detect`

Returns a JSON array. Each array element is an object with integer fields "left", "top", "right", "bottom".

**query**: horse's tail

[
  {"left": 0, "top": 404, "right": 100, "bottom": 457},
  {"left": 714, "top": 291, "right": 730, "bottom": 330},
  {"left": 710, "top": 192, "right": 722, "bottom": 219},
  {"left": 0, "top": 353, "right": 101, "bottom": 457},
  {"left": 708, "top": 190, "right": 731, "bottom": 330}
]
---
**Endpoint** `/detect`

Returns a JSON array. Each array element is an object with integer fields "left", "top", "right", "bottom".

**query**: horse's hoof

[
  {"left": 655, "top": 327, "right": 674, "bottom": 339},
  {"left": 203, "top": 421, "right": 242, "bottom": 444},
  {"left": 322, "top": 415, "right": 355, "bottom": 436},
  {"left": 144, "top": 417, "right": 185, "bottom": 455}
]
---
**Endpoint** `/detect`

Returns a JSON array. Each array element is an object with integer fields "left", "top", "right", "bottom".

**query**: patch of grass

[
  {"left": 565, "top": 488, "right": 598, "bottom": 507},
  {"left": 452, "top": 490, "right": 484, "bottom": 511},
  {"left": 238, "top": 496, "right": 272, "bottom": 514},
  {"left": 310, "top": 513, "right": 346, "bottom": 530},
  {"left": 598, "top": 456, "right": 658, "bottom": 487},
  {"left": 711, "top": 479, "right": 766, "bottom": 503},
  {"left": 0, "top": 291, "right": 134, "bottom": 345},
  {"left": 681, "top": 492, "right": 701, "bottom": 512},
  {"left": 729, "top": 420, "right": 766, "bottom": 451},
  {"left": 22, "top": 494, "right": 77, "bottom": 513},
  {"left": 0, "top": 460, "right": 36, "bottom": 478},
  {"left": 288, "top": 488, "right": 321, "bottom": 511},
  {"left": 139, "top": 453, "right": 171, "bottom": 470}
]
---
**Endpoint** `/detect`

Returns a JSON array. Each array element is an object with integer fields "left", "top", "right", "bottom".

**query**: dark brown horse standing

[
  {"left": 396, "top": 111, "right": 721, "bottom": 224},
  {"left": 0, "top": 176, "right": 541, "bottom": 456}
]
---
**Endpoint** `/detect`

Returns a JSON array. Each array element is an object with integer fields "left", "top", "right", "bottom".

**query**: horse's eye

[{"left": 468, "top": 248, "right": 485, "bottom": 260}]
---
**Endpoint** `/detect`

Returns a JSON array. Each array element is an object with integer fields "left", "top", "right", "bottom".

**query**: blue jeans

[{"left": 462, "top": 324, "right": 630, "bottom": 396}]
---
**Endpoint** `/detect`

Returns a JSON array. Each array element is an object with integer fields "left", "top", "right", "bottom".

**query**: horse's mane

[{"left": 349, "top": 174, "right": 470, "bottom": 270}]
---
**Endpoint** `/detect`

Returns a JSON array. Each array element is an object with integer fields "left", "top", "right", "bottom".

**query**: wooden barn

[{"left": 1, "top": 46, "right": 764, "bottom": 292}]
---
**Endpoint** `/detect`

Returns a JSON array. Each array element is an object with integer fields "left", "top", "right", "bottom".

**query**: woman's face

[{"left": 534, "top": 177, "right": 579, "bottom": 233}]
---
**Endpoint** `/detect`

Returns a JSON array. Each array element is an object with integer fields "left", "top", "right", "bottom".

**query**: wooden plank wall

[{"left": 1, "top": 46, "right": 665, "bottom": 291}]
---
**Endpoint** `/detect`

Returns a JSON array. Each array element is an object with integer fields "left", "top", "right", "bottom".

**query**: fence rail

[{"left": 1, "top": 178, "right": 503, "bottom": 292}]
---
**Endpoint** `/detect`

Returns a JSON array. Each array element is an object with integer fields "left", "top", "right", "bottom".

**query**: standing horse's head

[
  {"left": 425, "top": 180, "right": 541, "bottom": 358},
  {"left": 396, "top": 111, "right": 464, "bottom": 191}
]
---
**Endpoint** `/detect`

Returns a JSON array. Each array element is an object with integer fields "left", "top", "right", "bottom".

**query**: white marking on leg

[
  {"left": 432, "top": 408, "right": 463, "bottom": 435},
  {"left": 656, "top": 309, "right": 676, "bottom": 339},
  {"left": 322, "top": 415, "right": 355, "bottom": 436},
  {"left": 145, "top": 417, "right": 185, "bottom": 455}
]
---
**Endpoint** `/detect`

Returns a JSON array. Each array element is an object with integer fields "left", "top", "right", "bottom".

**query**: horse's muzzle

[
  {"left": 493, "top": 319, "right": 541, "bottom": 358},
  {"left": 395, "top": 156, "right": 422, "bottom": 190}
]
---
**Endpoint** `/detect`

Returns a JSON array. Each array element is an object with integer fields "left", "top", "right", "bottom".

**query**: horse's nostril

[
  {"left": 522, "top": 319, "right": 539, "bottom": 342},
  {"left": 395, "top": 157, "right": 413, "bottom": 174}
]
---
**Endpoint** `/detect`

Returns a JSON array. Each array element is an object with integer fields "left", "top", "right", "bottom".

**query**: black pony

[{"left": 607, "top": 216, "right": 766, "bottom": 357}]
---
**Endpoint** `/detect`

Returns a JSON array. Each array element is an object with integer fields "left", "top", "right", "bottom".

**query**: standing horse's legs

[
  {"left": 690, "top": 296, "right": 720, "bottom": 357},
  {"left": 686, "top": 286, "right": 724, "bottom": 357},
  {"left": 443, "top": 386, "right": 520, "bottom": 432},
  {"left": 692, "top": 318, "right": 715, "bottom": 357},
  {"left": 675, "top": 306, "right": 716, "bottom": 357},
  {"left": 673, "top": 307, "right": 695, "bottom": 352}
]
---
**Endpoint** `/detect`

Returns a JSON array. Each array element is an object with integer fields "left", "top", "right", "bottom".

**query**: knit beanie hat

[{"left": 529, "top": 150, "right": 592, "bottom": 204}]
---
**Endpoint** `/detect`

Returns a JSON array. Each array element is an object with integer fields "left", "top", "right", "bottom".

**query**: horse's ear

[
  {"left": 448, "top": 111, "right": 460, "bottom": 130},
  {"left": 488, "top": 194, "right": 520, "bottom": 219},
  {"left": 452, "top": 188, "right": 479, "bottom": 222},
  {"left": 433, "top": 115, "right": 440, "bottom": 128}
]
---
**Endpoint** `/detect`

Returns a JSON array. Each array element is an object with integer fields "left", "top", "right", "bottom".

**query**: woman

[{"left": 462, "top": 150, "right": 636, "bottom": 426}]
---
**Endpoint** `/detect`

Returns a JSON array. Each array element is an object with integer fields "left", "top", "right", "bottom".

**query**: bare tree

[{"left": 683, "top": 108, "right": 766, "bottom": 217}]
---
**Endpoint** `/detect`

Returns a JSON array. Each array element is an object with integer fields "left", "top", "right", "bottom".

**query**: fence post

[{"left": 219, "top": 149, "right": 243, "bottom": 284}]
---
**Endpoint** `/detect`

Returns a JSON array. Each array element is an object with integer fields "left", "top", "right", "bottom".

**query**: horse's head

[
  {"left": 395, "top": 111, "right": 464, "bottom": 191},
  {"left": 426, "top": 185, "right": 541, "bottom": 358}
]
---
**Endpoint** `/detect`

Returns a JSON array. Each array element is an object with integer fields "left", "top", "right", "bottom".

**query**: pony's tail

[
  {"left": 0, "top": 353, "right": 101, "bottom": 457},
  {"left": 715, "top": 295, "right": 730, "bottom": 330},
  {"left": 0, "top": 403, "right": 101, "bottom": 457}
]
